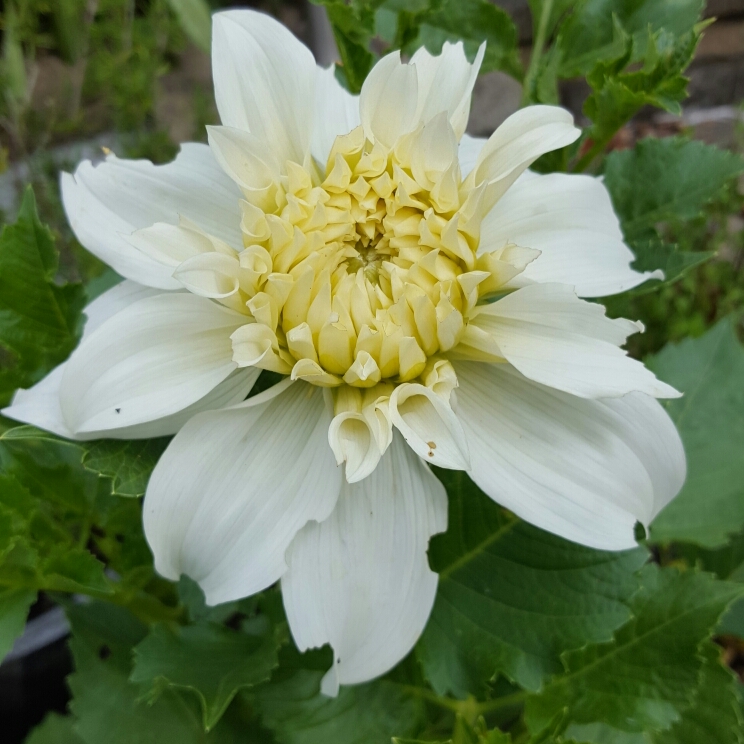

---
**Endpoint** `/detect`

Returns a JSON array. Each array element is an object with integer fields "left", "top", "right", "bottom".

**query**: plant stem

[{"left": 522, "top": 0, "right": 555, "bottom": 106}]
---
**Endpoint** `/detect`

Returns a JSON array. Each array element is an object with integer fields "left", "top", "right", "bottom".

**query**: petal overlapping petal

[
  {"left": 144, "top": 380, "right": 341, "bottom": 605},
  {"left": 453, "top": 361, "right": 686, "bottom": 550},
  {"left": 59, "top": 293, "right": 246, "bottom": 435},
  {"left": 480, "top": 171, "right": 662, "bottom": 296},
  {"left": 61, "top": 144, "right": 242, "bottom": 289},
  {"left": 212, "top": 10, "right": 316, "bottom": 165},
  {"left": 312, "top": 65, "right": 361, "bottom": 165},
  {"left": 465, "top": 283, "right": 680, "bottom": 399},
  {"left": 282, "top": 433, "right": 447, "bottom": 696}
]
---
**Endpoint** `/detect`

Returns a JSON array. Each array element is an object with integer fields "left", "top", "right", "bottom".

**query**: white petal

[
  {"left": 173, "top": 252, "right": 240, "bottom": 299},
  {"left": 59, "top": 293, "right": 245, "bottom": 435},
  {"left": 312, "top": 65, "right": 361, "bottom": 166},
  {"left": 282, "top": 433, "right": 447, "bottom": 695},
  {"left": 127, "top": 221, "right": 232, "bottom": 269},
  {"left": 3, "top": 281, "right": 162, "bottom": 438},
  {"left": 458, "top": 134, "right": 487, "bottom": 178},
  {"left": 480, "top": 171, "right": 662, "bottom": 297},
  {"left": 328, "top": 411, "right": 382, "bottom": 483},
  {"left": 470, "top": 106, "right": 580, "bottom": 207},
  {"left": 212, "top": 10, "right": 315, "bottom": 165},
  {"left": 389, "top": 383, "right": 470, "bottom": 470},
  {"left": 454, "top": 361, "right": 685, "bottom": 550},
  {"left": 360, "top": 51, "right": 418, "bottom": 148},
  {"left": 472, "top": 283, "right": 680, "bottom": 399},
  {"left": 61, "top": 144, "right": 242, "bottom": 288},
  {"left": 144, "top": 380, "right": 341, "bottom": 604},
  {"left": 411, "top": 41, "right": 485, "bottom": 138}
]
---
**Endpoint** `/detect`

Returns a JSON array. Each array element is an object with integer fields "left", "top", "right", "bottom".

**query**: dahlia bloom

[{"left": 4, "top": 10, "right": 685, "bottom": 695}]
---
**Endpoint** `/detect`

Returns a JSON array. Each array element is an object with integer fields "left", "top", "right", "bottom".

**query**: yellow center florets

[{"left": 230, "top": 115, "right": 528, "bottom": 393}]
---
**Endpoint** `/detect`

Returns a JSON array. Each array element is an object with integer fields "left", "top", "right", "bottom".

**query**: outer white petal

[
  {"left": 458, "top": 134, "right": 487, "bottom": 178},
  {"left": 59, "top": 293, "right": 246, "bottom": 435},
  {"left": 282, "top": 433, "right": 447, "bottom": 696},
  {"left": 360, "top": 51, "right": 419, "bottom": 148},
  {"left": 470, "top": 106, "right": 580, "bottom": 206},
  {"left": 312, "top": 65, "right": 361, "bottom": 166},
  {"left": 472, "top": 283, "right": 680, "bottom": 399},
  {"left": 212, "top": 10, "right": 315, "bottom": 164},
  {"left": 4, "top": 283, "right": 258, "bottom": 440},
  {"left": 453, "top": 361, "right": 686, "bottom": 550},
  {"left": 144, "top": 380, "right": 342, "bottom": 605},
  {"left": 480, "top": 171, "right": 662, "bottom": 297},
  {"left": 61, "top": 144, "right": 242, "bottom": 289},
  {"left": 410, "top": 41, "right": 485, "bottom": 138}
]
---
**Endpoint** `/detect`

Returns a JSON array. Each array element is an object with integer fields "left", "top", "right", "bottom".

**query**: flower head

[{"left": 3, "top": 9, "right": 685, "bottom": 696}]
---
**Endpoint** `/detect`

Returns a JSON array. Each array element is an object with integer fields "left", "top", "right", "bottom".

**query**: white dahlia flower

[{"left": 4, "top": 10, "right": 685, "bottom": 696}]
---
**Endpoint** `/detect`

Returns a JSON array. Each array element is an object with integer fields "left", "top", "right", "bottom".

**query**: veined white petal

[
  {"left": 458, "top": 134, "right": 487, "bottom": 178},
  {"left": 3, "top": 282, "right": 258, "bottom": 440},
  {"left": 328, "top": 411, "right": 382, "bottom": 483},
  {"left": 144, "top": 380, "right": 341, "bottom": 604},
  {"left": 471, "top": 283, "right": 680, "bottom": 399},
  {"left": 173, "top": 252, "right": 241, "bottom": 299},
  {"left": 59, "top": 293, "right": 245, "bottom": 435},
  {"left": 480, "top": 171, "right": 662, "bottom": 297},
  {"left": 212, "top": 10, "right": 315, "bottom": 165},
  {"left": 282, "top": 433, "right": 447, "bottom": 696},
  {"left": 360, "top": 51, "right": 419, "bottom": 149},
  {"left": 61, "top": 144, "right": 242, "bottom": 289},
  {"left": 312, "top": 65, "right": 361, "bottom": 166},
  {"left": 389, "top": 383, "right": 470, "bottom": 469},
  {"left": 411, "top": 41, "right": 485, "bottom": 139},
  {"left": 469, "top": 106, "right": 580, "bottom": 208},
  {"left": 454, "top": 361, "right": 685, "bottom": 550}
]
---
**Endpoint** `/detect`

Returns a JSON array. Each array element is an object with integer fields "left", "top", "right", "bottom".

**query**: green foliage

[
  {"left": 256, "top": 669, "right": 423, "bottom": 744},
  {"left": 647, "top": 319, "right": 744, "bottom": 547},
  {"left": 417, "top": 470, "right": 648, "bottom": 695},
  {"left": 525, "top": 565, "right": 742, "bottom": 742},
  {"left": 24, "top": 713, "right": 85, "bottom": 744},
  {"left": 0, "top": 586, "right": 36, "bottom": 661},
  {"left": 131, "top": 622, "right": 279, "bottom": 730},
  {"left": 165, "top": 0, "right": 212, "bottom": 53},
  {"left": 600, "top": 137, "right": 744, "bottom": 290},
  {"left": 0, "top": 188, "right": 84, "bottom": 406}
]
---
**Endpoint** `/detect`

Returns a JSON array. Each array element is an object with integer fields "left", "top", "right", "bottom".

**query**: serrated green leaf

[
  {"left": 256, "top": 669, "right": 423, "bottom": 744},
  {"left": 525, "top": 565, "right": 743, "bottom": 742},
  {"left": 405, "top": 0, "right": 521, "bottom": 77},
  {"left": 604, "top": 138, "right": 744, "bottom": 241},
  {"left": 66, "top": 601, "right": 252, "bottom": 744},
  {"left": 416, "top": 470, "right": 648, "bottom": 696},
  {"left": 0, "top": 187, "right": 84, "bottom": 405},
  {"left": 557, "top": 0, "right": 704, "bottom": 77},
  {"left": 165, "top": 0, "right": 212, "bottom": 52},
  {"left": 81, "top": 438, "right": 170, "bottom": 497},
  {"left": 651, "top": 643, "right": 744, "bottom": 744},
  {"left": 647, "top": 319, "right": 744, "bottom": 547},
  {"left": 42, "top": 546, "right": 112, "bottom": 594},
  {"left": 131, "top": 623, "right": 278, "bottom": 731},
  {"left": 25, "top": 712, "right": 85, "bottom": 744},
  {"left": 626, "top": 238, "right": 712, "bottom": 290},
  {"left": 0, "top": 586, "right": 36, "bottom": 661}
]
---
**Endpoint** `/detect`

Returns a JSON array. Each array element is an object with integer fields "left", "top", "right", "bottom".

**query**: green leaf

[
  {"left": 626, "top": 237, "right": 712, "bottom": 290},
  {"left": 165, "top": 0, "right": 212, "bottom": 52},
  {"left": 651, "top": 644, "right": 744, "bottom": 744},
  {"left": 256, "top": 670, "right": 423, "bottom": 744},
  {"left": 416, "top": 471, "right": 648, "bottom": 695},
  {"left": 131, "top": 623, "right": 279, "bottom": 731},
  {"left": 0, "top": 187, "right": 85, "bottom": 405},
  {"left": 405, "top": 0, "right": 521, "bottom": 78},
  {"left": 556, "top": 0, "right": 704, "bottom": 77},
  {"left": 604, "top": 138, "right": 744, "bottom": 242},
  {"left": 66, "top": 602, "right": 251, "bottom": 744},
  {"left": 25, "top": 712, "right": 85, "bottom": 744},
  {"left": 0, "top": 586, "right": 36, "bottom": 661},
  {"left": 647, "top": 319, "right": 744, "bottom": 547},
  {"left": 524, "top": 565, "right": 742, "bottom": 742},
  {"left": 81, "top": 438, "right": 171, "bottom": 497},
  {"left": 1, "top": 425, "right": 168, "bottom": 498},
  {"left": 42, "top": 546, "right": 112, "bottom": 594}
]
